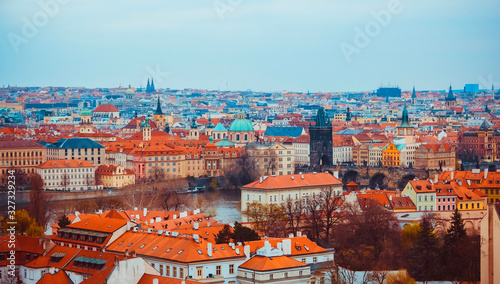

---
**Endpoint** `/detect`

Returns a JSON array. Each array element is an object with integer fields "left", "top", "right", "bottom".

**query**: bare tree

[
  {"left": 281, "top": 197, "right": 304, "bottom": 236},
  {"left": 119, "top": 184, "right": 159, "bottom": 210},
  {"left": 61, "top": 173, "right": 70, "bottom": 191},
  {"left": 158, "top": 179, "right": 188, "bottom": 211},
  {"left": 29, "top": 173, "right": 50, "bottom": 229},
  {"left": 304, "top": 195, "right": 324, "bottom": 241}
]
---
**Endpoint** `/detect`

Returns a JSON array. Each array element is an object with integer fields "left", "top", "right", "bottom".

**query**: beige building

[
  {"left": 480, "top": 204, "right": 500, "bottom": 284},
  {"left": 245, "top": 142, "right": 295, "bottom": 176},
  {"left": 45, "top": 138, "right": 106, "bottom": 166},
  {"left": 37, "top": 159, "right": 102, "bottom": 191},
  {"left": 95, "top": 164, "right": 135, "bottom": 188},
  {"left": 0, "top": 140, "right": 47, "bottom": 184},
  {"left": 241, "top": 172, "right": 342, "bottom": 212},
  {"left": 414, "top": 143, "right": 455, "bottom": 170}
]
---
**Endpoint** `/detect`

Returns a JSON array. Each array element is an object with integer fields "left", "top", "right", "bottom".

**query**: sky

[{"left": 1, "top": 0, "right": 499, "bottom": 93}]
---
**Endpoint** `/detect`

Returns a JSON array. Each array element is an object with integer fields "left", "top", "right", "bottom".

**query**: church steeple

[
  {"left": 411, "top": 85, "right": 417, "bottom": 105},
  {"left": 154, "top": 95, "right": 163, "bottom": 115},
  {"left": 400, "top": 103, "right": 409, "bottom": 127},
  {"left": 346, "top": 107, "right": 352, "bottom": 121},
  {"left": 150, "top": 78, "right": 155, "bottom": 92},
  {"left": 445, "top": 85, "right": 456, "bottom": 108},
  {"left": 146, "top": 79, "right": 151, "bottom": 93}
]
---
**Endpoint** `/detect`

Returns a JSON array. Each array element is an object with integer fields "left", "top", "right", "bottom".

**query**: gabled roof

[
  {"left": 0, "top": 140, "right": 45, "bottom": 149},
  {"left": 239, "top": 255, "right": 308, "bottom": 271},
  {"left": 38, "top": 159, "right": 95, "bottom": 169},
  {"left": 67, "top": 216, "right": 127, "bottom": 233},
  {"left": 408, "top": 180, "right": 435, "bottom": 193},
  {"left": 36, "top": 270, "right": 73, "bottom": 284},
  {"left": 93, "top": 104, "right": 119, "bottom": 113},
  {"left": 243, "top": 173, "right": 342, "bottom": 190},
  {"left": 45, "top": 138, "right": 104, "bottom": 149}
]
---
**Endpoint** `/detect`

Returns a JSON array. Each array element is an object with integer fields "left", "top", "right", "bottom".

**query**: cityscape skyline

[{"left": 1, "top": 0, "right": 499, "bottom": 92}]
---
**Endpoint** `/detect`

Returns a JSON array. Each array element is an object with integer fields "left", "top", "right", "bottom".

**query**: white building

[
  {"left": 241, "top": 172, "right": 343, "bottom": 212},
  {"left": 37, "top": 159, "right": 102, "bottom": 191}
]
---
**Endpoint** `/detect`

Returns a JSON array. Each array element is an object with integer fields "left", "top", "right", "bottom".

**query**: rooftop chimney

[
  {"left": 297, "top": 231, "right": 302, "bottom": 237},
  {"left": 193, "top": 222, "right": 199, "bottom": 230},
  {"left": 143, "top": 208, "right": 148, "bottom": 217},
  {"left": 207, "top": 242, "right": 213, "bottom": 258},
  {"left": 153, "top": 279, "right": 159, "bottom": 284},
  {"left": 484, "top": 168, "right": 489, "bottom": 179},
  {"left": 451, "top": 171, "right": 454, "bottom": 181},
  {"left": 244, "top": 245, "right": 251, "bottom": 259},
  {"left": 334, "top": 171, "right": 339, "bottom": 179},
  {"left": 207, "top": 221, "right": 211, "bottom": 227},
  {"left": 193, "top": 234, "right": 199, "bottom": 243},
  {"left": 236, "top": 248, "right": 240, "bottom": 255}
]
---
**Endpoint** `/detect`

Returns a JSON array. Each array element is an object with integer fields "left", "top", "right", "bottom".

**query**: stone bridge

[{"left": 323, "top": 166, "right": 441, "bottom": 190}]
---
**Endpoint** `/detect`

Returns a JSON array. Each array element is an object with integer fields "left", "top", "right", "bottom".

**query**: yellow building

[
  {"left": 152, "top": 95, "right": 166, "bottom": 131},
  {"left": 95, "top": 164, "right": 135, "bottom": 188},
  {"left": 382, "top": 143, "right": 401, "bottom": 167}
]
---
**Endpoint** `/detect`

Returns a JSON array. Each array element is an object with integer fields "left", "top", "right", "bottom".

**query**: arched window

[
  {"left": 244, "top": 134, "right": 248, "bottom": 141},
  {"left": 236, "top": 134, "right": 240, "bottom": 141}
]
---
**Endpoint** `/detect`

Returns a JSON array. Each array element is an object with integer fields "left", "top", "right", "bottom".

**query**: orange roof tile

[
  {"left": 239, "top": 255, "right": 308, "bottom": 271},
  {"left": 37, "top": 270, "right": 72, "bottom": 284},
  {"left": 93, "top": 104, "right": 119, "bottom": 113},
  {"left": 243, "top": 173, "right": 341, "bottom": 190},
  {"left": 37, "top": 159, "right": 95, "bottom": 169},
  {"left": 138, "top": 274, "right": 204, "bottom": 284},
  {"left": 67, "top": 216, "right": 127, "bottom": 233}
]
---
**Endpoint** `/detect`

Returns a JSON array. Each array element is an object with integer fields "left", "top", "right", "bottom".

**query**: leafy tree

[
  {"left": 243, "top": 201, "right": 286, "bottom": 237},
  {"left": 406, "top": 217, "right": 439, "bottom": 281},
  {"left": 215, "top": 224, "right": 233, "bottom": 244},
  {"left": 3, "top": 209, "right": 44, "bottom": 237},
  {"left": 232, "top": 222, "right": 260, "bottom": 243},
  {"left": 401, "top": 222, "right": 420, "bottom": 249},
  {"left": 385, "top": 270, "right": 416, "bottom": 284},
  {"left": 58, "top": 215, "right": 71, "bottom": 229}
]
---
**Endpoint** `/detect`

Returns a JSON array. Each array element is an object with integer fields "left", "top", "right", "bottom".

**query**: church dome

[
  {"left": 125, "top": 85, "right": 134, "bottom": 95},
  {"left": 229, "top": 113, "right": 253, "bottom": 132},
  {"left": 81, "top": 108, "right": 92, "bottom": 116}
]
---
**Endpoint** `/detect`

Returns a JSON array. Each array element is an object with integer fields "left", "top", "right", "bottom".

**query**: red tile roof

[
  {"left": 37, "top": 159, "right": 95, "bottom": 169},
  {"left": 37, "top": 270, "right": 72, "bottom": 284},
  {"left": 93, "top": 104, "right": 119, "bottom": 113},
  {"left": 239, "top": 255, "right": 308, "bottom": 271},
  {"left": 243, "top": 173, "right": 341, "bottom": 190}
]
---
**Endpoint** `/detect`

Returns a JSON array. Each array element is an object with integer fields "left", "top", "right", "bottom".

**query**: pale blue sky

[{"left": 1, "top": 0, "right": 499, "bottom": 92}]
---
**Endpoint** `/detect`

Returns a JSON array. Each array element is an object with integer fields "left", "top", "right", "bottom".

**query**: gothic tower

[
  {"left": 411, "top": 86, "right": 417, "bottom": 105},
  {"left": 153, "top": 95, "right": 166, "bottom": 130},
  {"left": 445, "top": 85, "right": 456, "bottom": 108},
  {"left": 309, "top": 107, "right": 333, "bottom": 167},
  {"left": 397, "top": 103, "right": 415, "bottom": 144}
]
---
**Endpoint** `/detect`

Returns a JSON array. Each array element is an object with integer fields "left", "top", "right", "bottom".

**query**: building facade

[
  {"left": 0, "top": 140, "right": 47, "bottom": 184},
  {"left": 37, "top": 159, "right": 101, "bottom": 191},
  {"left": 45, "top": 138, "right": 106, "bottom": 166}
]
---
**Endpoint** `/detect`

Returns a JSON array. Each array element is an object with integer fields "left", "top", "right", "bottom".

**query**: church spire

[
  {"left": 146, "top": 79, "right": 150, "bottom": 93},
  {"left": 151, "top": 78, "right": 155, "bottom": 92},
  {"left": 399, "top": 103, "right": 409, "bottom": 127},
  {"left": 447, "top": 85, "right": 454, "bottom": 100},
  {"left": 154, "top": 95, "right": 163, "bottom": 115},
  {"left": 412, "top": 85, "right": 416, "bottom": 98}
]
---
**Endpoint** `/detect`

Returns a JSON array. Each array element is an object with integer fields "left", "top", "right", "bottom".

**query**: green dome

[
  {"left": 229, "top": 114, "right": 253, "bottom": 132},
  {"left": 81, "top": 108, "right": 92, "bottom": 116},
  {"left": 215, "top": 137, "right": 235, "bottom": 147}
]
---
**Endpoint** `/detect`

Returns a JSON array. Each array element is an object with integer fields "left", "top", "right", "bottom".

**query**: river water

[{"left": 0, "top": 187, "right": 242, "bottom": 224}]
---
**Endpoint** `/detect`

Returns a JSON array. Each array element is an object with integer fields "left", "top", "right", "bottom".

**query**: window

[
  {"left": 216, "top": 265, "right": 221, "bottom": 276},
  {"left": 270, "top": 274, "right": 273, "bottom": 280},
  {"left": 166, "top": 266, "right": 170, "bottom": 276},
  {"left": 160, "top": 265, "right": 164, "bottom": 275},
  {"left": 229, "top": 264, "right": 234, "bottom": 274},
  {"left": 173, "top": 267, "right": 177, "bottom": 278},
  {"left": 313, "top": 257, "right": 317, "bottom": 263},
  {"left": 301, "top": 258, "right": 306, "bottom": 263},
  {"left": 180, "top": 268, "right": 184, "bottom": 279}
]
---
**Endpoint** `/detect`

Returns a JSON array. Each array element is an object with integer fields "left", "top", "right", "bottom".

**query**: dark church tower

[
  {"left": 309, "top": 107, "right": 333, "bottom": 168},
  {"left": 445, "top": 85, "right": 456, "bottom": 108}
]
